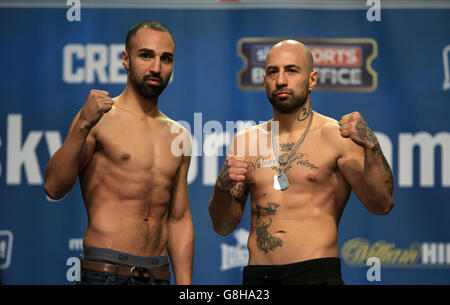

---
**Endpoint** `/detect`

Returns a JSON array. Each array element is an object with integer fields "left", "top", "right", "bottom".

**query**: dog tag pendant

[{"left": 274, "top": 174, "right": 289, "bottom": 191}]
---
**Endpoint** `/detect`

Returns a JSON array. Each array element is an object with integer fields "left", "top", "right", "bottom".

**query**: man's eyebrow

[
  {"left": 284, "top": 64, "right": 301, "bottom": 70},
  {"left": 266, "top": 64, "right": 301, "bottom": 71},
  {"left": 138, "top": 48, "right": 155, "bottom": 53},
  {"left": 137, "top": 48, "right": 174, "bottom": 58},
  {"left": 162, "top": 52, "right": 174, "bottom": 58}
]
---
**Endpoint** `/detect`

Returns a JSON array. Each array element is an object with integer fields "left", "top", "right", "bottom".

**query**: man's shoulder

[
  {"left": 157, "top": 113, "right": 191, "bottom": 136},
  {"left": 310, "top": 112, "right": 338, "bottom": 134},
  {"left": 234, "top": 121, "right": 270, "bottom": 138},
  {"left": 312, "top": 111, "right": 350, "bottom": 147},
  {"left": 313, "top": 111, "right": 339, "bottom": 126},
  {"left": 312, "top": 111, "right": 358, "bottom": 156}
]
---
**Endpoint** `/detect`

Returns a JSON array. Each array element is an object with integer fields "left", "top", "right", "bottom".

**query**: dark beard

[
  {"left": 268, "top": 85, "right": 309, "bottom": 114},
  {"left": 129, "top": 60, "right": 168, "bottom": 99}
]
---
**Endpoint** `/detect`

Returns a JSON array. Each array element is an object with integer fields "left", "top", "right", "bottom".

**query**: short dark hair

[{"left": 125, "top": 20, "right": 174, "bottom": 54}]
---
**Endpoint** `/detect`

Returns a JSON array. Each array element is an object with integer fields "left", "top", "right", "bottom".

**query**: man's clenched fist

[{"left": 79, "top": 89, "right": 115, "bottom": 130}]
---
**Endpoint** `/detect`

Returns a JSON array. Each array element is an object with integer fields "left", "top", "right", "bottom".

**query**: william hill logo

[
  {"left": 341, "top": 238, "right": 450, "bottom": 268},
  {"left": 237, "top": 37, "right": 377, "bottom": 92}
]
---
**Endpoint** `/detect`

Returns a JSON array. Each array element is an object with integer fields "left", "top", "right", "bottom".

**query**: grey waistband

[{"left": 82, "top": 247, "right": 169, "bottom": 268}]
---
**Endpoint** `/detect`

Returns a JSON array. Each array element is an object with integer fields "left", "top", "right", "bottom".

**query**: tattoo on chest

[
  {"left": 248, "top": 150, "right": 319, "bottom": 175},
  {"left": 280, "top": 142, "right": 295, "bottom": 152},
  {"left": 255, "top": 202, "right": 283, "bottom": 253}
]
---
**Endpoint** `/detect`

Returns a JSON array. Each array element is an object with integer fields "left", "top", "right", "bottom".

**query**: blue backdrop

[{"left": 1, "top": 1, "right": 449, "bottom": 285}]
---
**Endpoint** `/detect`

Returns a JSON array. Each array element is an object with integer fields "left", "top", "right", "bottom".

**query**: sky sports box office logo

[{"left": 238, "top": 38, "right": 378, "bottom": 92}]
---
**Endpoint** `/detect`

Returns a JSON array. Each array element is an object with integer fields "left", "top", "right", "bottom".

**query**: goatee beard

[
  {"left": 129, "top": 64, "right": 168, "bottom": 99},
  {"left": 268, "top": 88, "right": 309, "bottom": 114}
]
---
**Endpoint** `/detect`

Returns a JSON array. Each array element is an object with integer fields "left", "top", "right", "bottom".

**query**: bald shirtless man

[
  {"left": 209, "top": 40, "right": 394, "bottom": 285},
  {"left": 45, "top": 21, "right": 194, "bottom": 285}
]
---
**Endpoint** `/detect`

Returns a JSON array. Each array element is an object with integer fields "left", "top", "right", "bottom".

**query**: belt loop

[
  {"left": 149, "top": 267, "right": 155, "bottom": 285},
  {"left": 110, "top": 264, "right": 120, "bottom": 281}
]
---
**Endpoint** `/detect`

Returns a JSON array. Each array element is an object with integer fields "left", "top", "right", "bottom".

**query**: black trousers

[{"left": 242, "top": 257, "right": 345, "bottom": 285}]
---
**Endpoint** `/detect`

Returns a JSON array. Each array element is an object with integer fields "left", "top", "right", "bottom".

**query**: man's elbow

[
  {"left": 44, "top": 183, "right": 66, "bottom": 201},
  {"left": 372, "top": 198, "right": 394, "bottom": 215},
  {"left": 208, "top": 210, "right": 231, "bottom": 236},
  {"left": 383, "top": 198, "right": 395, "bottom": 214},
  {"left": 212, "top": 222, "right": 234, "bottom": 237}
]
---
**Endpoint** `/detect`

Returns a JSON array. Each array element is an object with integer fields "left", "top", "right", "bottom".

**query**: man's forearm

[
  {"left": 44, "top": 120, "right": 90, "bottom": 199},
  {"left": 168, "top": 219, "right": 194, "bottom": 284},
  {"left": 362, "top": 142, "right": 394, "bottom": 213},
  {"left": 209, "top": 157, "right": 249, "bottom": 235},
  {"left": 209, "top": 185, "right": 241, "bottom": 236}
]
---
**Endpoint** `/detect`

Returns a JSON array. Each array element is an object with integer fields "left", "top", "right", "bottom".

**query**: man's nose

[
  {"left": 150, "top": 58, "right": 161, "bottom": 74},
  {"left": 276, "top": 71, "right": 287, "bottom": 87}
]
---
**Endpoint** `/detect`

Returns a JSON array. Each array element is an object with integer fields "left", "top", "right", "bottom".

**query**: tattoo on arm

[
  {"left": 356, "top": 119, "right": 377, "bottom": 143},
  {"left": 230, "top": 182, "right": 249, "bottom": 204},
  {"left": 370, "top": 143, "right": 394, "bottom": 186},
  {"left": 216, "top": 161, "right": 249, "bottom": 204},
  {"left": 255, "top": 202, "right": 283, "bottom": 253},
  {"left": 216, "top": 162, "right": 235, "bottom": 191},
  {"left": 355, "top": 120, "right": 393, "bottom": 186}
]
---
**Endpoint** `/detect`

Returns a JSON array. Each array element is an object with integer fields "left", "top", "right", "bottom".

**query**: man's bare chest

[
  {"left": 246, "top": 144, "right": 339, "bottom": 190},
  {"left": 93, "top": 120, "right": 181, "bottom": 176}
]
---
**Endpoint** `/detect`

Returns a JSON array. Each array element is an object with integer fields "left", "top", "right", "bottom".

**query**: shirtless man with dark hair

[
  {"left": 45, "top": 20, "right": 194, "bottom": 285},
  {"left": 209, "top": 40, "right": 394, "bottom": 285}
]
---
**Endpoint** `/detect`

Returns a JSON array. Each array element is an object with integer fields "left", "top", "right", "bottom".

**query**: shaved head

[{"left": 266, "top": 40, "right": 314, "bottom": 73}]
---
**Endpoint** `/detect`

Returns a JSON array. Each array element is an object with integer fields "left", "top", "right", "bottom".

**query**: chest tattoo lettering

[{"left": 248, "top": 150, "right": 319, "bottom": 175}]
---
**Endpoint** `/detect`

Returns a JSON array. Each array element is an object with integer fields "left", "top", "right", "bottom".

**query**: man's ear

[
  {"left": 309, "top": 71, "right": 318, "bottom": 90},
  {"left": 122, "top": 50, "right": 130, "bottom": 71}
]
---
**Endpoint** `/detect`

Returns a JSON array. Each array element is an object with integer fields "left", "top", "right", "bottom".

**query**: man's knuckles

[
  {"left": 227, "top": 159, "right": 247, "bottom": 168},
  {"left": 229, "top": 173, "right": 245, "bottom": 181},
  {"left": 228, "top": 166, "right": 247, "bottom": 175}
]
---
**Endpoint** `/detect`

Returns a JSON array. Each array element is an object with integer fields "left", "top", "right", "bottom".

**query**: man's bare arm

[
  {"left": 338, "top": 112, "right": 394, "bottom": 214},
  {"left": 208, "top": 156, "right": 250, "bottom": 236},
  {"left": 44, "top": 90, "right": 114, "bottom": 199},
  {"left": 167, "top": 132, "right": 194, "bottom": 285}
]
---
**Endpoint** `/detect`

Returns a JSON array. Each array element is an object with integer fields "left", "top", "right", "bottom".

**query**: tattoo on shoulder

[{"left": 255, "top": 202, "right": 283, "bottom": 253}]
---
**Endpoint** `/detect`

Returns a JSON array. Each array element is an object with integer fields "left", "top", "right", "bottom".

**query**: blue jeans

[{"left": 76, "top": 268, "right": 170, "bottom": 285}]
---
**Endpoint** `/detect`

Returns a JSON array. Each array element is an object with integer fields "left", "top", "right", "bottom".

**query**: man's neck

[
  {"left": 119, "top": 85, "right": 160, "bottom": 118},
  {"left": 272, "top": 103, "right": 312, "bottom": 134}
]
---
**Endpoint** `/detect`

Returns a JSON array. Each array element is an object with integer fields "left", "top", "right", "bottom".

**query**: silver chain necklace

[{"left": 271, "top": 111, "right": 313, "bottom": 190}]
